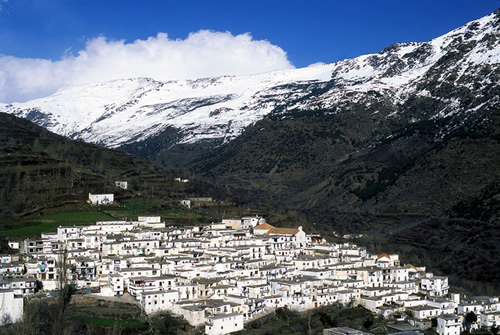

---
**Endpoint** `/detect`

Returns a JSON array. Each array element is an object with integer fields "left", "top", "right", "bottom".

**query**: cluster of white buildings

[{"left": 1, "top": 215, "right": 499, "bottom": 334}]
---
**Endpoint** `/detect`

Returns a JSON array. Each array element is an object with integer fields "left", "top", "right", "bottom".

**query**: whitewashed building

[
  {"left": 421, "top": 275, "right": 449, "bottom": 297},
  {"left": 205, "top": 313, "right": 244, "bottom": 335},
  {"left": 0, "top": 290, "right": 23, "bottom": 323},
  {"left": 437, "top": 314, "right": 462, "bottom": 335},
  {"left": 115, "top": 181, "right": 128, "bottom": 189},
  {"left": 88, "top": 193, "right": 114, "bottom": 205}
]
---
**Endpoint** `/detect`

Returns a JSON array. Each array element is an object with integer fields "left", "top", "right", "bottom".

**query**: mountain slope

[
  {"left": 0, "top": 112, "right": 226, "bottom": 219},
  {"left": 191, "top": 103, "right": 500, "bottom": 217}
]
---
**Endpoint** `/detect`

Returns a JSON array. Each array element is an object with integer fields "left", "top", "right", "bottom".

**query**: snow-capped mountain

[{"left": 2, "top": 11, "right": 499, "bottom": 149}]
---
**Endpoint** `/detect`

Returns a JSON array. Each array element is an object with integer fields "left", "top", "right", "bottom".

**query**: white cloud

[{"left": 0, "top": 30, "right": 294, "bottom": 103}]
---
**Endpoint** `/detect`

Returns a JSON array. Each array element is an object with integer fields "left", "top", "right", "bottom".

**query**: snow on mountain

[{"left": 1, "top": 11, "right": 498, "bottom": 149}]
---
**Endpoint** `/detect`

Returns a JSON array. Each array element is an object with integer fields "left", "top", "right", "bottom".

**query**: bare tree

[{"left": 52, "top": 248, "right": 71, "bottom": 335}]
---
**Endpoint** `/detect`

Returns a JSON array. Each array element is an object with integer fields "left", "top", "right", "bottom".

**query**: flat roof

[
  {"left": 387, "top": 323, "right": 420, "bottom": 331},
  {"left": 208, "top": 313, "right": 242, "bottom": 320}
]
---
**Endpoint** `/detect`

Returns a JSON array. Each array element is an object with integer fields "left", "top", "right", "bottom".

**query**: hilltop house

[
  {"left": 88, "top": 193, "right": 114, "bottom": 205},
  {"left": 114, "top": 181, "right": 128, "bottom": 189}
]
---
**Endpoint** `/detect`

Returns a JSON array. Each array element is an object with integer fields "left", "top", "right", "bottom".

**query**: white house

[
  {"left": 457, "top": 302, "right": 484, "bottom": 315},
  {"left": 407, "top": 304, "right": 442, "bottom": 319},
  {"left": 25, "top": 256, "right": 59, "bottom": 283},
  {"left": 205, "top": 313, "right": 244, "bottom": 335},
  {"left": 1, "top": 278, "right": 37, "bottom": 297},
  {"left": 421, "top": 275, "right": 449, "bottom": 297},
  {"left": 138, "top": 216, "right": 161, "bottom": 223},
  {"left": 141, "top": 290, "right": 178, "bottom": 314},
  {"left": 295, "top": 226, "right": 307, "bottom": 247},
  {"left": 57, "top": 226, "right": 84, "bottom": 242},
  {"left": 390, "top": 267, "right": 409, "bottom": 282},
  {"left": 222, "top": 219, "right": 242, "bottom": 230},
  {"left": 8, "top": 241, "right": 20, "bottom": 250},
  {"left": 108, "top": 273, "right": 124, "bottom": 296},
  {"left": 176, "top": 305, "right": 205, "bottom": 326},
  {"left": 375, "top": 253, "right": 391, "bottom": 268},
  {"left": 437, "top": 314, "right": 462, "bottom": 335},
  {"left": 480, "top": 312, "right": 500, "bottom": 329},
  {"left": 335, "top": 289, "right": 360, "bottom": 306},
  {"left": 173, "top": 177, "right": 189, "bottom": 183},
  {"left": 360, "top": 296, "right": 386, "bottom": 313},
  {"left": 114, "top": 181, "right": 128, "bottom": 189},
  {"left": 242, "top": 216, "right": 265, "bottom": 229},
  {"left": 180, "top": 200, "right": 192, "bottom": 209},
  {"left": 0, "top": 289, "right": 23, "bottom": 323},
  {"left": 0, "top": 262, "right": 24, "bottom": 276},
  {"left": 88, "top": 193, "right": 114, "bottom": 205}
]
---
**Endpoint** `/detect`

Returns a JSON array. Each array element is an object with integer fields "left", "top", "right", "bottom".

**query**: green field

[
  {"left": 101, "top": 199, "right": 215, "bottom": 224},
  {"left": 0, "top": 209, "right": 115, "bottom": 237},
  {"left": 0, "top": 197, "right": 258, "bottom": 238},
  {"left": 0, "top": 198, "right": 209, "bottom": 238},
  {"left": 98, "top": 198, "right": 162, "bottom": 219}
]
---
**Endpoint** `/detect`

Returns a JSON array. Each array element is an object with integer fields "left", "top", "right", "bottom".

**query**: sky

[{"left": 0, "top": 0, "right": 498, "bottom": 103}]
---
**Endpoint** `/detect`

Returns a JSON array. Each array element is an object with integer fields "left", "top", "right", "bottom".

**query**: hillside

[
  {"left": 192, "top": 105, "right": 500, "bottom": 220},
  {"left": 0, "top": 112, "right": 227, "bottom": 220}
]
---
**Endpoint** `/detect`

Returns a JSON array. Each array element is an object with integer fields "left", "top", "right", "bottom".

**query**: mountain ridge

[{"left": 2, "top": 10, "right": 498, "bottom": 151}]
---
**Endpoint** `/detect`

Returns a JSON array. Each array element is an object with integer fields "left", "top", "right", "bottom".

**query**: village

[{"left": 0, "top": 193, "right": 499, "bottom": 335}]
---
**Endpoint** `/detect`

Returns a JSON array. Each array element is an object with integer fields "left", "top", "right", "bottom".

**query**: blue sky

[{"left": 0, "top": 0, "right": 498, "bottom": 102}]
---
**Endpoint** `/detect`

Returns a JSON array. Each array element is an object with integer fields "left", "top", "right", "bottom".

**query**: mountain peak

[{"left": 1, "top": 11, "right": 498, "bottom": 149}]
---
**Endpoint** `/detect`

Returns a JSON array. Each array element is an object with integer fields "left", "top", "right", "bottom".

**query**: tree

[
  {"left": 35, "top": 280, "right": 43, "bottom": 293},
  {"left": 465, "top": 311, "right": 477, "bottom": 324},
  {"left": 0, "top": 314, "right": 13, "bottom": 327},
  {"left": 19, "top": 299, "right": 56, "bottom": 335},
  {"left": 431, "top": 317, "right": 438, "bottom": 328},
  {"left": 363, "top": 317, "right": 374, "bottom": 330},
  {"left": 317, "top": 308, "right": 338, "bottom": 327},
  {"left": 52, "top": 249, "right": 71, "bottom": 334}
]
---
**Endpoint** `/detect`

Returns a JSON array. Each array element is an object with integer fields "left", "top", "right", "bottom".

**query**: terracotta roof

[
  {"left": 254, "top": 223, "right": 275, "bottom": 230},
  {"left": 377, "top": 253, "right": 391, "bottom": 259},
  {"left": 265, "top": 227, "right": 300, "bottom": 235}
]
